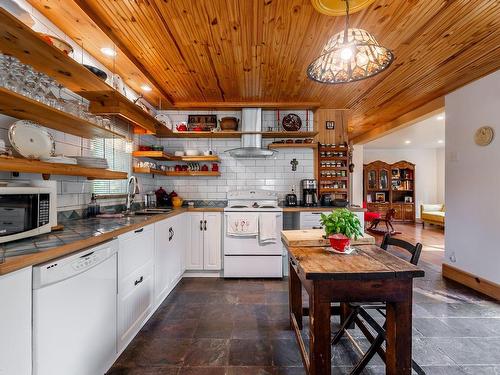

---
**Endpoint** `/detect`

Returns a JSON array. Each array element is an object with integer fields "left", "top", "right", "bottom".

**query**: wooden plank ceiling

[{"left": 29, "top": 0, "right": 500, "bottom": 139}]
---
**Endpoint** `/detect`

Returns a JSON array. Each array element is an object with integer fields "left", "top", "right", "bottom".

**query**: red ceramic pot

[
  {"left": 329, "top": 234, "right": 350, "bottom": 252},
  {"left": 201, "top": 164, "right": 209, "bottom": 171},
  {"left": 176, "top": 124, "right": 187, "bottom": 131}
]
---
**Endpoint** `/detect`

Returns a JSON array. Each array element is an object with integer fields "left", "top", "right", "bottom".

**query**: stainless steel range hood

[{"left": 226, "top": 108, "right": 277, "bottom": 158}]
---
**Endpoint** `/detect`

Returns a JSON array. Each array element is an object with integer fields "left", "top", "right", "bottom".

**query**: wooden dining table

[{"left": 283, "top": 235, "right": 424, "bottom": 375}]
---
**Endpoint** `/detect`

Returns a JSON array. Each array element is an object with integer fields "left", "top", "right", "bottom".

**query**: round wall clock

[{"left": 474, "top": 126, "right": 494, "bottom": 146}]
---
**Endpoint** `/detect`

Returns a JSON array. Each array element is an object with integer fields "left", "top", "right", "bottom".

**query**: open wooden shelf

[
  {"left": 132, "top": 151, "right": 220, "bottom": 162},
  {"left": 262, "top": 131, "right": 317, "bottom": 138},
  {"left": 86, "top": 92, "right": 174, "bottom": 136},
  {"left": 133, "top": 166, "right": 220, "bottom": 177},
  {"left": 0, "top": 88, "right": 124, "bottom": 139},
  {"left": 164, "top": 171, "right": 221, "bottom": 177},
  {"left": 268, "top": 143, "right": 317, "bottom": 149},
  {"left": 0, "top": 157, "right": 127, "bottom": 180},
  {"left": 0, "top": 9, "right": 171, "bottom": 136},
  {"left": 156, "top": 130, "right": 318, "bottom": 139}
]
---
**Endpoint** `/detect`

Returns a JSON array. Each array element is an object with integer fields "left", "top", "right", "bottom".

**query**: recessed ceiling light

[
  {"left": 404, "top": 140, "right": 411, "bottom": 144},
  {"left": 437, "top": 114, "right": 445, "bottom": 120},
  {"left": 140, "top": 84, "right": 152, "bottom": 92},
  {"left": 438, "top": 140, "right": 444, "bottom": 144},
  {"left": 100, "top": 47, "right": 116, "bottom": 57}
]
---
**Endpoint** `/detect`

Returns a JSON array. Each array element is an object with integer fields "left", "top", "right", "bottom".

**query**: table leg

[
  {"left": 385, "top": 286, "right": 412, "bottom": 375},
  {"left": 309, "top": 285, "right": 331, "bottom": 375},
  {"left": 340, "top": 302, "right": 354, "bottom": 329},
  {"left": 289, "top": 259, "right": 302, "bottom": 330}
]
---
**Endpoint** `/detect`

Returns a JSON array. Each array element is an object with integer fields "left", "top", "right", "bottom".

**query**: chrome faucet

[{"left": 125, "top": 176, "right": 139, "bottom": 213}]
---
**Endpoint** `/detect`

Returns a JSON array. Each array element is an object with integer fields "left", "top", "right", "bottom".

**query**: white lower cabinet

[
  {"left": 154, "top": 213, "right": 186, "bottom": 304},
  {"left": 186, "top": 212, "right": 222, "bottom": 270},
  {"left": 117, "top": 224, "right": 155, "bottom": 352},
  {"left": 0, "top": 267, "right": 32, "bottom": 375}
]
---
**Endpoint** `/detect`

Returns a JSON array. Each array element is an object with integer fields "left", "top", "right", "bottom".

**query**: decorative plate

[
  {"left": 474, "top": 126, "right": 494, "bottom": 146},
  {"left": 155, "top": 113, "right": 173, "bottom": 130},
  {"left": 282, "top": 113, "right": 302, "bottom": 131},
  {"left": 8, "top": 121, "right": 55, "bottom": 160},
  {"left": 311, "top": 0, "right": 376, "bottom": 16}
]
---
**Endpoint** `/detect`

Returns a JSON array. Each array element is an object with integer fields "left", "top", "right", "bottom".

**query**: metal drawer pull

[
  {"left": 134, "top": 276, "right": 144, "bottom": 286},
  {"left": 134, "top": 228, "right": 144, "bottom": 233},
  {"left": 203, "top": 220, "right": 207, "bottom": 231},
  {"left": 312, "top": 226, "right": 323, "bottom": 229},
  {"left": 200, "top": 220, "right": 203, "bottom": 231}
]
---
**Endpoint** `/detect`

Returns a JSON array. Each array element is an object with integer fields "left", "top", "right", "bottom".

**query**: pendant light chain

[{"left": 344, "top": 0, "right": 350, "bottom": 44}]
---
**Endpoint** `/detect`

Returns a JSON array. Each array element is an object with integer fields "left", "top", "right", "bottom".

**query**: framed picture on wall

[
  {"left": 375, "top": 193, "right": 385, "bottom": 202},
  {"left": 325, "top": 121, "right": 335, "bottom": 130}
]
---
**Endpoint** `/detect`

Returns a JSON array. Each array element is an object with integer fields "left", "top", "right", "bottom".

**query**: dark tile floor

[{"left": 108, "top": 228, "right": 500, "bottom": 374}]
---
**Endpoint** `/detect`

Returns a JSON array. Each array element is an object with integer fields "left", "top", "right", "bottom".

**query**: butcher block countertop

[
  {"left": 281, "top": 229, "right": 375, "bottom": 247},
  {"left": 0, "top": 207, "right": 222, "bottom": 276}
]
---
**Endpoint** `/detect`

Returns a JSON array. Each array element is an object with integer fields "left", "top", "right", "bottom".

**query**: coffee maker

[{"left": 300, "top": 179, "right": 318, "bottom": 206}]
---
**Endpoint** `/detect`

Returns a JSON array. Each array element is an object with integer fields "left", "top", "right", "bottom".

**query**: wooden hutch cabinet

[{"left": 364, "top": 160, "right": 415, "bottom": 222}]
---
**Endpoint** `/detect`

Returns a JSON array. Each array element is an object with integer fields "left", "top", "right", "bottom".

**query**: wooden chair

[
  {"left": 331, "top": 233, "right": 424, "bottom": 375},
  {"left": 367, "top": 208, "right": 396, "bottom": 234}
]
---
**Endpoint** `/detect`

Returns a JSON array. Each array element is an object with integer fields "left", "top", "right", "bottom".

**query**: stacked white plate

[{"left": 70, "top": 156, "right": 109, "bottom": 169}]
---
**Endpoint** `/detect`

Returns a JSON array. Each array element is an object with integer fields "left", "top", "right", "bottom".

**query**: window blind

[{"left": 91, "top": 122, "right": 131, "bottom": 195}]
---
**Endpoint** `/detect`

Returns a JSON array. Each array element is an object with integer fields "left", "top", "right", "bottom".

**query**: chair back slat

[{"left": 380, "top": 233, "right": 422, "bottom": 265}]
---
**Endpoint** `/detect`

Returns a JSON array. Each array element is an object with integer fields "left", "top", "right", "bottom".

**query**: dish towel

[
  {"left": 226, "top": 213, "right": 258, "bottom": 236},
  {"left": 259, "top": 213, "right": 277, "bottom": 244}
]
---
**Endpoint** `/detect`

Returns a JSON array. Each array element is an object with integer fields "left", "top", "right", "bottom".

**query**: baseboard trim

[
  {"left": 182, "top": 271, "right": 221, "bottom": 278},
  {"left": 442, "top": 263, "right": 500, "bottom": 300}
]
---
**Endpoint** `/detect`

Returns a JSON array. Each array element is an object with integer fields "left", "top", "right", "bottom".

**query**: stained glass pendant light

[{"left": 307, "top": 0, "right": 394, "bottom": 84}]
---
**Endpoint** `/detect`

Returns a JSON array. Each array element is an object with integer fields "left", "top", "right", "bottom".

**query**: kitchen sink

[{"left": 133, "top": 208, "right": 173, "bottom": 215}]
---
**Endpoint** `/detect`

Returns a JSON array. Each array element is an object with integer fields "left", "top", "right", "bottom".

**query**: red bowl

[{"left": 329, "top": 234, "right": 350, "bottom": 252}]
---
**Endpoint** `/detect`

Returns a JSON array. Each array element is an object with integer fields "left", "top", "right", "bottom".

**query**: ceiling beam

[
  {"left": 351, "top": 97, "right": 445, "bottom": 145},
  {"left": 73, "top": 0, "right": 174, "bottom": 106}
]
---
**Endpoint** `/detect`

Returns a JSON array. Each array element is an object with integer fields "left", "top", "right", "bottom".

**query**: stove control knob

[{"left": 252, "top": 202, "right": 259, "bottom": 208}]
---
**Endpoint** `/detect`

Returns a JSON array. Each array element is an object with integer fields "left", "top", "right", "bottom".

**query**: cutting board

[{"left": 281, "top": 229, "right": 375, "bottom": 247}]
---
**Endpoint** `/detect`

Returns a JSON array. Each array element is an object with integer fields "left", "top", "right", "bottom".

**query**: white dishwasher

[{"left": 33, "top": 239, "right": 118, "bottom": 375}]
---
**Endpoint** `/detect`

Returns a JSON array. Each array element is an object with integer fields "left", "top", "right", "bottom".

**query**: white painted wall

[
  {"left": 436, "top": 148, "right": 445, "bottom": 204},
  {"left": 351, "top": 145, "right": 364, "bottom": 207},
  {"left": 364, "top": 149, "right": 443, "bottom": 218},
  {"left": 444, "top": 70, "right": 500, "bottom": 284}
]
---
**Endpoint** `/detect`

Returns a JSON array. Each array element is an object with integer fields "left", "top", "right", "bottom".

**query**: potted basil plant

[{"left": 320, "top": 209, "right": 363, "bottom": 252}]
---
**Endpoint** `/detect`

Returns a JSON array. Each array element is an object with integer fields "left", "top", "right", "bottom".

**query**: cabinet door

[
  {"left": 154, "top": 218, "right": 173, "bottom": 304},
  {"left": 379, "top": 169, "right": 389, "bottom": 190},
  {"left": 367, "top": 170, "right": 377, "bottom": 190},
  {"left": 392, "top": 204, "right": 403, "bottom": 220},
  {"left": 118, "top": 261, "right": 154, "bottom": 352},
  {"left": 0, "top": 267, "right": 32, "bottom": 375},
  {"left": 186, "top": 213, "right": 204, "bottom": 270},
  {"left": 203, "top": 212, "right": 222, "bottom": 270},
  {"left": 170, "top": 213, "right": 187, "bottom": 282},
  {"left": 403, "top": 204, "right": 415, "bottom": 221}
]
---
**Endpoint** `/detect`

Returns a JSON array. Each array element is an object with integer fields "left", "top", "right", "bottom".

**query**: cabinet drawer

[
  {"left": 118, "top": 224, "right": 154, "bottom": 279},
  {"left": 392, "top": 204, "right": 403, "bottom": 220},
  {"left": 118, "top": 261, "right": 154, "bottom": 351}
]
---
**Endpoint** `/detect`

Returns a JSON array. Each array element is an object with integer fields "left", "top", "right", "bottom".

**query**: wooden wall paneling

[{"left": 314, "top": 109, "right": 348, "bottom": 145}]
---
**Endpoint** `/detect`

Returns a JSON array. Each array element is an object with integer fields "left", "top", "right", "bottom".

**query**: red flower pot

[{"left": 329, "top": 234, "right": 350, "bottom": 252}]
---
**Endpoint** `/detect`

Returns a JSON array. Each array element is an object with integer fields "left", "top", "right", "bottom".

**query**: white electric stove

[{"left": 223, "top": 190, "right": 283, "bottom": 278}]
